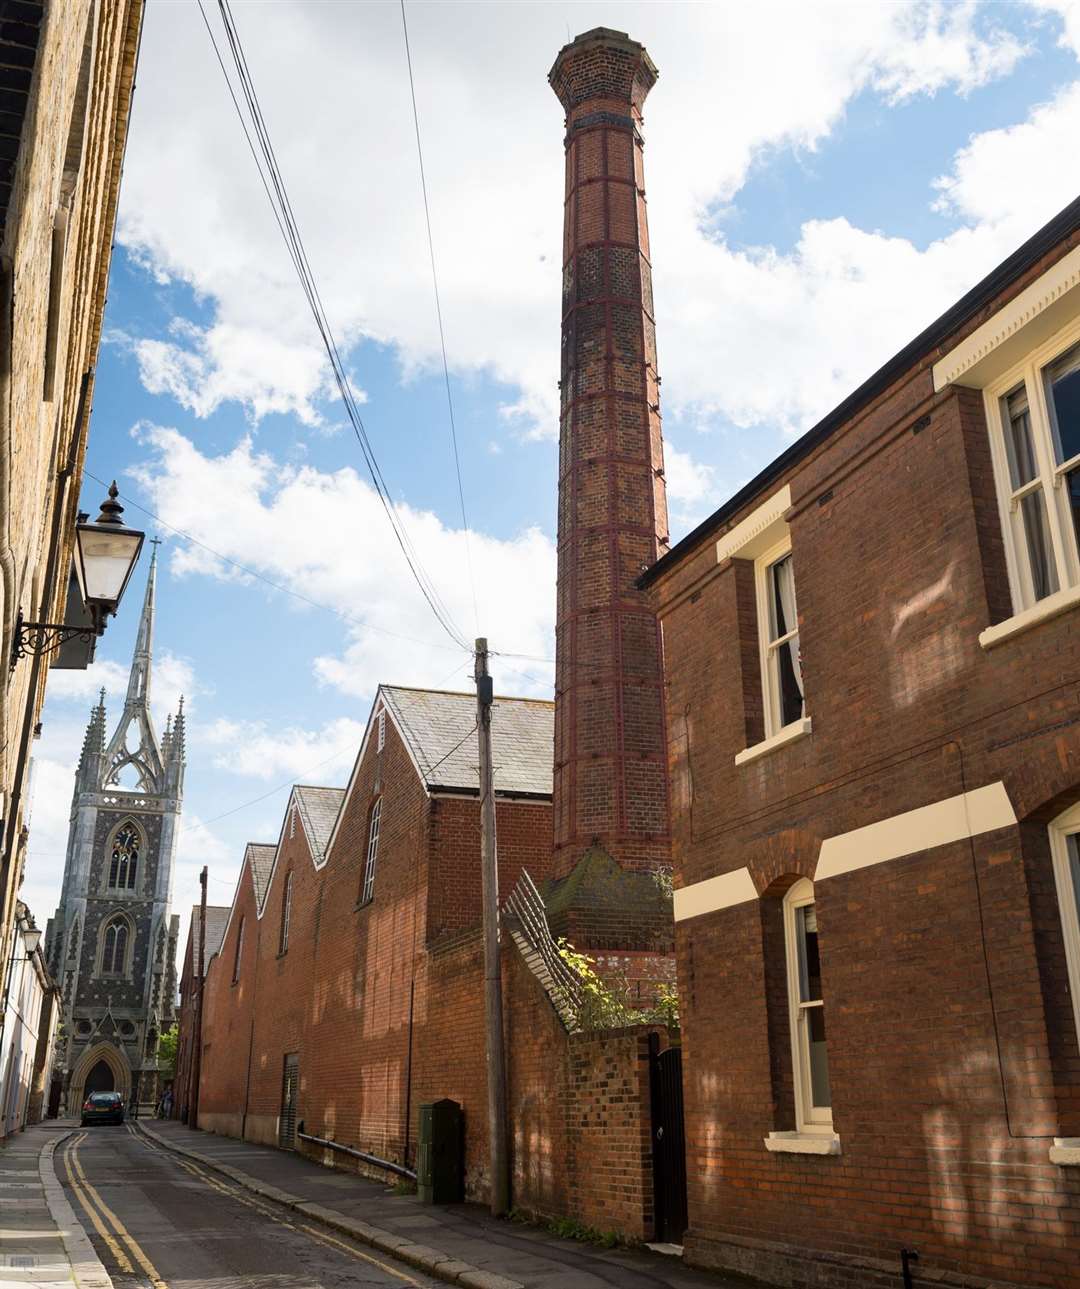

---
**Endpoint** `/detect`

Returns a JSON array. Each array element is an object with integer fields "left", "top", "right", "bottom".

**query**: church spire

[
  {"left": 102, "top": 544, "right": 164, "bottom": 793},
  {"left": 125, "top": 539, "right": 158, "bottom": 709}
]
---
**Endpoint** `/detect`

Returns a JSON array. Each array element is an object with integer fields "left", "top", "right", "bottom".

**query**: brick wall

[
  {"left": 194, "top": 703, "right": 666, "bottom": 1241},
  {"left": 651, "top": 228, "right": 1080, "bottom": 1288},
  {"left": 196, "top": 872, "right": 259, "bottom": 1139}
]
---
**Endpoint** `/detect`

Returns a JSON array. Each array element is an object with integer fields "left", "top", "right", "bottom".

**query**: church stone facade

[{"left": 46, "top": 552, "right": 183, "bottom": 1113}]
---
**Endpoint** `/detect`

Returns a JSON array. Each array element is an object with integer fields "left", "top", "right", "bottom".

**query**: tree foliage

[{"left": 157, "top": 1024, "right": 178, "bottom": 1077}]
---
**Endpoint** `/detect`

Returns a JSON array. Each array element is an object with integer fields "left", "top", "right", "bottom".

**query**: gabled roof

[
  {"left": 293, "top": 786, "right": 344, "bottom": 863},
  {"left": 185, "top": 905, "right": 231, "bottom": 977},
  {"left": 245, "top": 843, "right": 277, "bottom": 909},
  {"left": 382, "top": 685, "right": 554, "bottom": 797}
]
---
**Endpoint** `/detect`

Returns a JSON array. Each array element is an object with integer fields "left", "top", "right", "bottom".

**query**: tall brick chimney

[{"left": 547, "top": 29, "right": 671, "bottom": 947}]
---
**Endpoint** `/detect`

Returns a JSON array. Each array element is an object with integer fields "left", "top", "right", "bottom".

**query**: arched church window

[
  {"left": 100, "top": 916, "right": 129, "bottom": 975},
  {"left": 108, "top": 821, "right": 141, "bottom": 891}
]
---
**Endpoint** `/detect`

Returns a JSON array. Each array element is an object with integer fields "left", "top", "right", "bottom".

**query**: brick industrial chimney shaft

[{"left": 549, "top": 29, "right": 670, "bottom": 885}]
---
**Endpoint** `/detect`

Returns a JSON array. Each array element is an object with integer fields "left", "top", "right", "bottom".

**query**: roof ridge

[{"left": 383, "top": 682, "right": 554, "bottom": 706}]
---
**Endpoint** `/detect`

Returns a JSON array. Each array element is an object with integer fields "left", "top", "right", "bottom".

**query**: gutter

[{"left": 639, "top": 192, "right": 1080, "bottom": 589}]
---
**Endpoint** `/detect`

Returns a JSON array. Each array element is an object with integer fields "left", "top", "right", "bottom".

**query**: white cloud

[
  {"left": 202, "top": 715, "right": 363, "bottom": 781},
  {"left": 932, "top": 80, "right": 1080, "bottom": 229},
  {"left": 44, "top": 649, "right": 201, "bottom": 731},
  {"left": 114, "top": 0, "right": 1044, "bottom": 445},
  {"left": 663, "top": 440, "right": 720, "bottom": 530},
  {"left": 130, "top": 425, "right": 557, "bottom": 700}
]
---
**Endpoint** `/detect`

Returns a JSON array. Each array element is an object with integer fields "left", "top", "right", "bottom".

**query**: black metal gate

[
  {"left": 649, "top": 1034, "right": 688, "bottom": 1245},
  {"left": 279, "top": 1053, "right": 299, "bottom": 1149}
]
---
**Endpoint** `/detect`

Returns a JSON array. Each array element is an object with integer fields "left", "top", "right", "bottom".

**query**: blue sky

[{"left": 24, "top": 0, "right": 1080, "bottom": 942}]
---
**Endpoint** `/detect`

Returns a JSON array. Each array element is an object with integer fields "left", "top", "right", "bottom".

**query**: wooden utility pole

[
  {"left": 475, "top": 638, "right": 509, "bottom": 1216},
  {"left": 190, "top": 865, "right": 208, "bottom": 1128}
]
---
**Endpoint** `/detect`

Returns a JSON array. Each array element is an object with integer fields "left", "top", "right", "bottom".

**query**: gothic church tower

[{"left": 46, "top": 550, "right": 184, "bottom": 1112}]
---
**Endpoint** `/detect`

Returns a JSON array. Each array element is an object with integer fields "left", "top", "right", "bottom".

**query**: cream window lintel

[
  {"left": 978, "top": 581, "right": 1080, "bottom": 650},
  {"left": 1050, "top": 1138, "right": 1080, "bottom": 1166},
  {"left": 735, "top": 716, "right": 812, "bottom": 767},
  {"left": 816, "top": 782, "right": 1016, "bottom": 880},
  {"left": 765, "top": 1131, "right": 841, "bottom": 1156},
  {"left": 715, "top": 484, "right": 792, "bottom": 565},
  {"left": 932, "top": 244, "right": 1080, "bottom": 392},
  {"left": 673, "top": 867, "right": 757, "bottom": 923}
]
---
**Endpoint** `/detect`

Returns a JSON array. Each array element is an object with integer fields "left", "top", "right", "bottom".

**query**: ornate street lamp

[{"left": 10, "top": 482, "right": 145, "bottom": 668}]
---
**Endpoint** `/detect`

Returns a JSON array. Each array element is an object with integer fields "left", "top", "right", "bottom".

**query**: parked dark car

[{"left": 81, "top": 1092, "right": 125, "bottom": 1126}]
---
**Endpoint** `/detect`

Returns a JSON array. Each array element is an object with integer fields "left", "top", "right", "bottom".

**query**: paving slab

[
  {"left": 0, "top": 1123, "right": 113, "bottom": 1289},
  {"left": 138, "top": 1119, "right": 760, "bottom": 1288}
]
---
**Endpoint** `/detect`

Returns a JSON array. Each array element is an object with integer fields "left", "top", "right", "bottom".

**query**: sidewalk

[
  {"left": 0, "top": 1121, "right": 111, "bottom": 1289},
  {"left": 139, "top": 1120, "right": 749, "bottom": 1289}
]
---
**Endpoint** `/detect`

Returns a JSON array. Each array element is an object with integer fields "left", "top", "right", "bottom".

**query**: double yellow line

[
  {"left": 62, "top": 1131, "right": 168, "bottom": 1287},
  {"left": 127, "top": 1124, "right": 426, "bottom": 1287}
]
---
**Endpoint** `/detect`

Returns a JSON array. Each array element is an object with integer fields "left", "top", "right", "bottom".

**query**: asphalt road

[{"left": 58, "top": 1122, "right": 443, "bottom": 1289}]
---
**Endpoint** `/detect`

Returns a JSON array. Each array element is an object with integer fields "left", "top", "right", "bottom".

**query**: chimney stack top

[{"left": 549, "top": 27, "right": 658, "bottom": 113}]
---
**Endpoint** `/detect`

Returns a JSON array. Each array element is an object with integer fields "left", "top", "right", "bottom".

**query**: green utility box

[{"left": 417, "top": 1099, "right": 464, "bottom": 1205}]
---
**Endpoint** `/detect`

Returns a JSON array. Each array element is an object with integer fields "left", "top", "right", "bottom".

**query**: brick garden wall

[{"left": 651, "top": 228, "right": 1080, "bottom": 1289}]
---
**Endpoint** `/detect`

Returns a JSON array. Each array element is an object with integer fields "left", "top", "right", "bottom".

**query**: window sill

[
  {"left": 355, "top": 897, "right": 374, "bottom": 911},
  {"left": 735, "top": 718, "right": 812, "bottom": 767},
  {"left": 979, "top": 583, "right": 1080, "bottom": 650},
  {"left": 765, "top": 1130, "right": 841, "bottom": 1156},
  {"left": 1050, "top": 1138, "right": 1080, "bottom": 1166}
]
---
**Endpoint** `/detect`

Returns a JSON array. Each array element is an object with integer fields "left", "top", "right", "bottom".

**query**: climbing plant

[{"left": 556, "top": 939, "right": 679, "bottom": 1032}]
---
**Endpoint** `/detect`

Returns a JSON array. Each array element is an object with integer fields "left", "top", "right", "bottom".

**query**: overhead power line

[
  {"left": 399, "top": 0, "right": 479, "bottom": 636},
  {"left": 195, "top": 0, "right": 469, "bottom": 651},
  {"left": 82, "top": 470, "right": 466, "bottom": 657}
]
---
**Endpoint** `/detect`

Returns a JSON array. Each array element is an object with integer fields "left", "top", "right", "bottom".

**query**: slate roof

[
  {"left": 245, "top": 843, "right": 277, "bottom": 908},
  {"left": 188, "top": 905, "right": 231, "bottom": 977},
  {"left": 381, "top": 685, "right": 554, "bottom": 798},
  {"left": 293, "top": 786, "right": 345, "bottom": 863}
]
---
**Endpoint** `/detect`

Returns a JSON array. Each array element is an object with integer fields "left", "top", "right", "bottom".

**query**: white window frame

[
  {"left": 233, "top": 916, "right": 245, "bottom": 984},
  {"left": 983, "top": 316, "right": 1080, "bottom": 615},
  {"left": 377, "top": 708, "right": 386, "bottom": 753},
  {"left": 755, "top": 537, "right": 805, "bottom": 739},
  {"left": 783, "top": 878, "right": 832, "bottom": 1136},
  {"left": 279, "top": 873, "right": 292, "bottom": 954},
  {"left": 361, "top": 798, "right": 381, "bottom": 905},
  {"left": 1049, "top": 801, "right": 1080, "bottom": 1051}
]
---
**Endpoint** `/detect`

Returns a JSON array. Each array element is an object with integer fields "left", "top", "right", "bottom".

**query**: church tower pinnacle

[{"left": 46, "top": 547, "right": 182, "bottom": 1114}]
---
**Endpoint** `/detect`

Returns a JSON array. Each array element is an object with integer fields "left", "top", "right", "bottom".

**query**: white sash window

[{"left": 986, "top": 328, "right": 1080, "bottom": 613}]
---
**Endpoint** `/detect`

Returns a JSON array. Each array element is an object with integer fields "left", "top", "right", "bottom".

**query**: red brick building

[
  {"left": 174, "top": 902, "right": 229, "bottom": 1123},
  {"left": 194, "top": 684, "right": 676, "bottom": 1237},
  {"left": 643, "top": 199, "right": 1080, "bottom": 1288}
]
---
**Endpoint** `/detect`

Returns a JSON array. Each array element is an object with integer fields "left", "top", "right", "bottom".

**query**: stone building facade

[
  {"left": 46, "top": 553, "right": 183, "bottom": 1113},
  {"left": 0, "top": 0, "right": 145, "bottom": 1013},
  {"left": 643, "top": 198, "right": 1080, "bottom": 1287}
]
